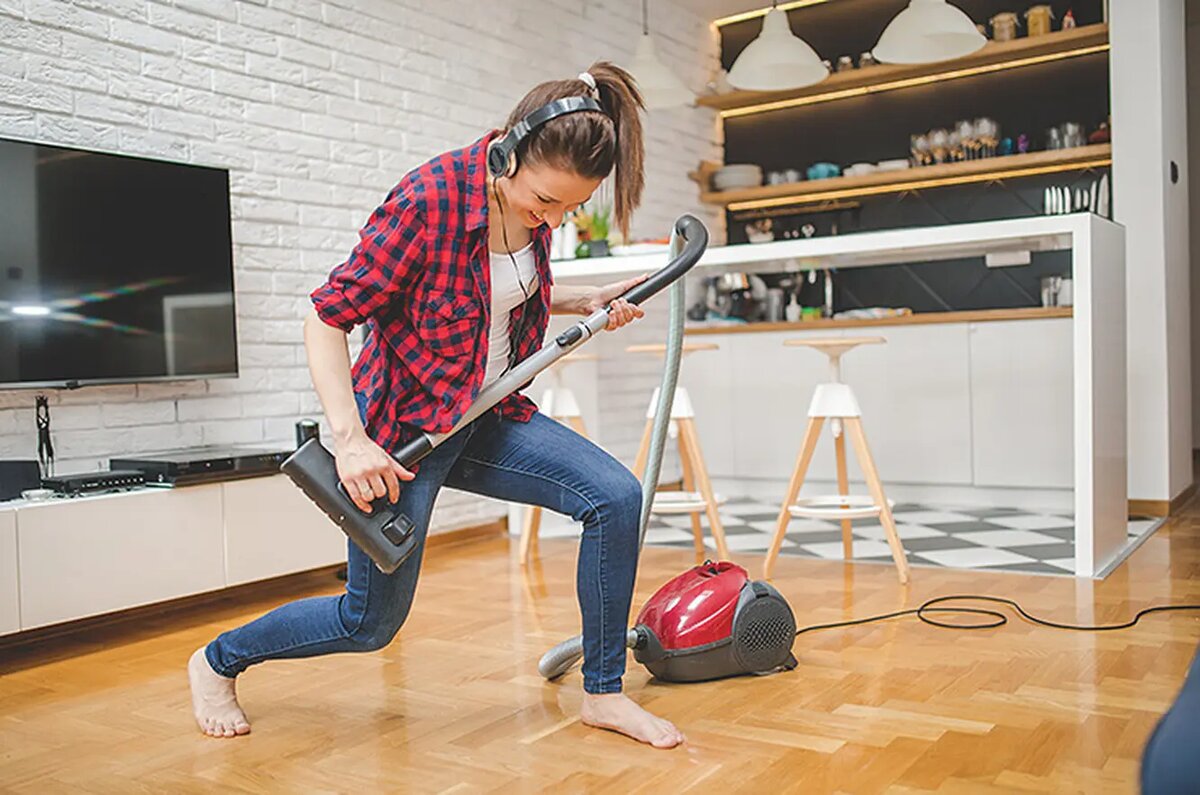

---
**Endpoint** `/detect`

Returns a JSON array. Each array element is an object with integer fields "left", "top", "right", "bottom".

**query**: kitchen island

[{"left": 530, "top": 214, "right": 1128, "bottom": 578}]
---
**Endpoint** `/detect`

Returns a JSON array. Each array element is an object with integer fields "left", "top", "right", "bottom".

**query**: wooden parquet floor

[{"left": 2, "top": 503, "right": 1200, "bottom": 794}]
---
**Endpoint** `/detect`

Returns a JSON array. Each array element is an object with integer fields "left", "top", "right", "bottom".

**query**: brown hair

[{"left": 503, "top": 60, "right": 645, "bottom": 239}]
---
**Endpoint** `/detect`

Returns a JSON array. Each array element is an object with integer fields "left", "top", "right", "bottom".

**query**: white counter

[{"left": 548, "top": 214, "right": 1129, "bottom": 578}]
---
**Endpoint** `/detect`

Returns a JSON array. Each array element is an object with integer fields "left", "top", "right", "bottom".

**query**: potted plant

[{"left": 572, "top": 201, "right": 611, "bottom": 258}]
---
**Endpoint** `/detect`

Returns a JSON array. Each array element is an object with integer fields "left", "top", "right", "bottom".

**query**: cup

[{"left": 1041, "top": 276, "right": 1064, "bottom": 307}]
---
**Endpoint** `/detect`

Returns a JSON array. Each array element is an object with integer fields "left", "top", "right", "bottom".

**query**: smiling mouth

[{"left": 528, "top": 211, "right": 544, "bottom": 225}]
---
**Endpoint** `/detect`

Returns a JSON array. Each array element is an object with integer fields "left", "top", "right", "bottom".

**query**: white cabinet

[
  {"left": 730, "top": 329, "right": 840, "bottom": 483},
  {"left": 17, "top": 486, "right": 225, "bottom": 629},
  {"left": 679, "top": 339, "right": 738, "bottom": 478},
  {"left": 0, "top": 509, "right": 18, "bottom": 635},
  {"left": 969, "top": 318, "right": 1073, "bottom": 488},
  {"left": 223, "top": 475, "right": 346, "bottom": 586},
  {"left": 842, "top": 323, "right": 974, "bottom": 485}
]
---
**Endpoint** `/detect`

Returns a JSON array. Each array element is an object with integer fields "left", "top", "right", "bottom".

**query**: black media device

[
  {"left": 0, "top": 135, "right": 237, "bottom": 389},
  {"left": 110, "top": 446, "right": 290, "bottom": 486},
  {"left": 42, "top": 469, "right": 145, "bottom": 496}
]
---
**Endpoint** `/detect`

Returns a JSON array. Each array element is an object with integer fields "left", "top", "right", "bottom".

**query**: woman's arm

[
  {"left": 303, "top": 308, "right": 412, "bottom": 512},
  {"left": 549, "top": 274, "right": 648, "bottom": 330}
]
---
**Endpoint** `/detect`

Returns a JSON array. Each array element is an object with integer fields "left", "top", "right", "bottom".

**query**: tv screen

[{"left": 0, "top": 137, "right": 237, "bottom": 388}]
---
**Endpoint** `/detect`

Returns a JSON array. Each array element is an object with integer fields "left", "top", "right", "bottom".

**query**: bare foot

[
  {"left": 188, "top": 647, "right": 250, "bottom": 738},
  {"left": 580, "top": 692, "right": 684, "bottom": 748}
]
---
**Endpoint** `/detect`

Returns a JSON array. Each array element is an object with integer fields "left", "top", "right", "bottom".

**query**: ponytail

[{"left": 503, "top": 60, "right": 646, "bottom": 239}]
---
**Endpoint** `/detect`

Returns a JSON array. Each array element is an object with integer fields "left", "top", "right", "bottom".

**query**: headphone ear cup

[{"left": 487, "top": 139, "right": 512, "bottom": 179}]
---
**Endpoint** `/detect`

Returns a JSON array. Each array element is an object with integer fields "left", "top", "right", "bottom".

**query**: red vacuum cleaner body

[{"left": 632, "top": 561, "right": 798, "bottom": 682}]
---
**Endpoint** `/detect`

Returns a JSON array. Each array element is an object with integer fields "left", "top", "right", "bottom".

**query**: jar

[
  {"left": 990, "top": 12, "right": 1018, "bottom": 42},
  {"left": 1025, "top": 4, "right": 1054, "bottom": 36}
]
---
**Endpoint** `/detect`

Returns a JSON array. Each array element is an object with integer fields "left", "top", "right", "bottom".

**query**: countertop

[
  {"left": 550, "top": 214, "right": 1120, "bottom": 280},
  {"left": 684, "top": 306, "right": 1073, "bottom": 335}
]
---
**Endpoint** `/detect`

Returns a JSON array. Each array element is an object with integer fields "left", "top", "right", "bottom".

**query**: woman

[{"left": 188, "top": 62, "right": 685, "bottom": 749}]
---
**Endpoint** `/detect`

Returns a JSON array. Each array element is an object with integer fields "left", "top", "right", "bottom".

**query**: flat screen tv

[{"left": 0, "top": 136, "right": 237, "bottom": 389}]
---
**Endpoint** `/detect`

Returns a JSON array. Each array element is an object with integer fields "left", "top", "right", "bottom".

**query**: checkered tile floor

[{"left": 533, "top": 497, "right": 1163, "bottom": 577}]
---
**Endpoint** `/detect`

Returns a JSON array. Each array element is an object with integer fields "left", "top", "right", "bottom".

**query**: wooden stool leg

[
  {"left": 833, "top": 425, "right": 854, "bottom": 560},
  {"left": 519, "top": 505, "right": 542, "bottom": 566},
  {"left": 632, "top": 417, "right": 654, "bottom": 481},
  {"left": 677, "top": 433, "right": 707, "bottom": 563},
  {"left": 677, "top": 418, "right": 730, "bottom": 561},
  {"left": 765, "top": 417, "right": 825, "bottom": 580},
  {"left": 566, "top": 416, "right": 589, "bottom": 438},
  {"left": 844, "top": 418, "right": 910, "bottom": 585}
]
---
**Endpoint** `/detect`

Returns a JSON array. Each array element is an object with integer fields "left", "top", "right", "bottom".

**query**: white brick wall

[{"left": 0, "top": 0, "right": 722, "bottom": 531}]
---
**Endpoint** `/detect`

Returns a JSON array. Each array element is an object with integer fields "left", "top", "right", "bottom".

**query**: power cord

[{"left": 795, "top": 594, "right": 1200, "bottom": 636}]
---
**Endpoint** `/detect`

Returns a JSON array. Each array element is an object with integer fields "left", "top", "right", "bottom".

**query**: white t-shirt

[{"left": 483, "top": 242, "right": 539, "bottom": 388}]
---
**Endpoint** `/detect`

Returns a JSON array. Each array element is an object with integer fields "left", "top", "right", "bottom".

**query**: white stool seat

[
  {"left": 788, "top": 495, "right": 896, "bottom": 520},
  {"left": 651, "top": 491, "right": 727, "bottom": 514}
]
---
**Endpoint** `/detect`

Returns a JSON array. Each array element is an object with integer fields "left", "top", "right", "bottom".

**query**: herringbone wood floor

[{"left": 3, "top": 503, "right": 1199, "bottom": 794}]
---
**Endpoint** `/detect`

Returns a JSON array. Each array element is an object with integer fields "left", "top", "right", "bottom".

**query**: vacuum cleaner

[{"left": 281, "top": 212, "right": 798, "bottom": 684}]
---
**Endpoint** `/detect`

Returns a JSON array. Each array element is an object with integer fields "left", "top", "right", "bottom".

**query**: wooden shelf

[
  {"left": 696, "top": 143, "right": 1112, "bottom": 211},
  {"left": 698, "top": 24, "right": 1109, "bottom": 118}
]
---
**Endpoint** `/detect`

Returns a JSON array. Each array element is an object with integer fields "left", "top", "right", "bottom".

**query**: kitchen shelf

[
  {"left": 685, "top": 307, "right": 1073, "bottom": 336},
  {"left": 694, "top": 143, "right": 1112, "bottom": 212},
  {"left": 699, "top": 24, "right": 1109, "bottom": 118}
]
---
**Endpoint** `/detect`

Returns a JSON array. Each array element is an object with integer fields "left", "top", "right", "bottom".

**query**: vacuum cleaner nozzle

[{"left": 280, "top": 438, "right": 418, "bottom": 574}]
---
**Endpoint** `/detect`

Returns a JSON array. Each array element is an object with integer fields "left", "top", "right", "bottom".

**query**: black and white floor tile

[{"left": 534, "top": 497, "right": 1163, "bottom": 577}]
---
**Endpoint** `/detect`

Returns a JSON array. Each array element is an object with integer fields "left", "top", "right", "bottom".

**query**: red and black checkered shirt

[{"left": 311, "top": 132, "right": 554, "bottom": 454}]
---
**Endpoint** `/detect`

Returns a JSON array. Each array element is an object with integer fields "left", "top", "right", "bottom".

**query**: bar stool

[
  {"left": 763, "top": 336, "right": 910, "bottom": 584},
  {"left": 519, "top": 353, "right": 596, "bottom": 566},
  {"left": 628, "top": 342, "right": 731, "bottom": 562}
]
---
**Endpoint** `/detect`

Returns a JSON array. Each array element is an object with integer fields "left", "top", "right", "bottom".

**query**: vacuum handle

[{"left": 613, "top": 214, "right": 708, "bottom": 307}]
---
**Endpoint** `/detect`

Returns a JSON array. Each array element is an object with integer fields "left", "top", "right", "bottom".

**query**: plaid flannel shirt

[{"left": 311, "top": 132, "right": 554, "bottom": 454}]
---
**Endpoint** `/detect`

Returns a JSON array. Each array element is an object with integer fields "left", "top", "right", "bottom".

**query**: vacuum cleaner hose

[{"left": 537, "top": 215, "right": 702, "bottom": 680}]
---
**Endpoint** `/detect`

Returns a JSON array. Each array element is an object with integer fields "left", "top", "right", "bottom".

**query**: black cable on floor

[{"left": 795, "top": 594, "right": 1200, "bottom": 637}]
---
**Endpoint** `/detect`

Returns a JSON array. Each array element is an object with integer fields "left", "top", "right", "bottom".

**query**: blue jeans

[
  {"left": 205, "top": 406, "right": 643, "bottom": 694},
  {"left": 1141, "top": 643, "right": 1200, "bottom": 793}
]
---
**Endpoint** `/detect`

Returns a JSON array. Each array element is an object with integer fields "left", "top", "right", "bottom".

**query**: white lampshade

[
  {"left": 630, "top": 32, "right": 694, "bottom": 109},
  {"left": 872, "top": 0, "right": 986, "bottom": 64},
  {"left": 726, "top": 7, "right": 828, "bottom": 92}
]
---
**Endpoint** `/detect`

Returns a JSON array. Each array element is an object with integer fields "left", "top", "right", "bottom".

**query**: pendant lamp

[
  {"left": 629, "top": 0, "right": 693, "bottom": 109},
  {"left": 726, "top": 1, "right": 828, "bottom": 92},
  {"left": 872, "top": 0, "right": 986, "bottom": 64}
]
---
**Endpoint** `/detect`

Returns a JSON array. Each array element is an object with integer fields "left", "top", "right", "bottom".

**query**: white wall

[
  {"left": 1111, "top": 0, "right": 1193, "bottom": 502},
  {"left": 1188, "top": 2, "right": 1200, "bottom": 450},
  {"left": 0, "top": 0, "right": 722, "bottom": 529}
]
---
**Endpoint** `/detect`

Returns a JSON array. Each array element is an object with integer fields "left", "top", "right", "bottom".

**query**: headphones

[{"left": 487, "top": 95, "right": 604, "bottom": 179}]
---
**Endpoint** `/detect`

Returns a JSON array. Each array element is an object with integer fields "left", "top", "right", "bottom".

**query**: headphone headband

[{"left": 487, "top": 95, "right": 604, "bottom": 179}]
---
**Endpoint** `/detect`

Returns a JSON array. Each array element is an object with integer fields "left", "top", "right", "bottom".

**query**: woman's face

[{"left": 499, "top": 161, "right": 602, "bottom": 230}]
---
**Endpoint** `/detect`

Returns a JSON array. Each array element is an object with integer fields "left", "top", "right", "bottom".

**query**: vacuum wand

[{"left": 281, "top": 215, "right": 709, "bottom": 574}]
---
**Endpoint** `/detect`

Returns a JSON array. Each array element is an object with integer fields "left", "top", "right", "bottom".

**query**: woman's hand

[
  {"left": 334, "top": 430, "right": 415, "bottom": 513},
  {"left": 587, "top": 274, "right": 648, "bottom": 331}
]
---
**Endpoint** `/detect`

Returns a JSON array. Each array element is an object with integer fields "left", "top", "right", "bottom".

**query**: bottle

[
  {"left": 785, "top": 294, "right": 801, "bottom": 322},
  {"left": 561, "top": 221, "right": 577, "bottom": 261}
]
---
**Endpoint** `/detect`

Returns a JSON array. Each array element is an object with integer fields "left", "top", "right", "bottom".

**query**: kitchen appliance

[
  {"left": 765, "top": 288, "right": 786, "bottom": 322},
  {"left": 707, "top": 272, "right": 768, "bottom": 320}
]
